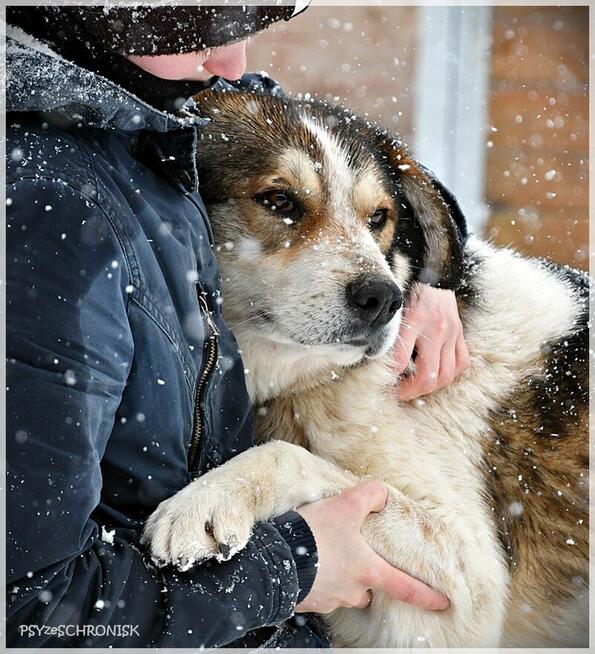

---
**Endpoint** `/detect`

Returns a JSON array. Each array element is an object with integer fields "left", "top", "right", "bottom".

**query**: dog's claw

[{"left": 218, "top": 542, "right": 231, "bottom": 559}]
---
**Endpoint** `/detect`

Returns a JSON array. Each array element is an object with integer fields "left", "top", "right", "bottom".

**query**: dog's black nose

[{"left": 346, "top": 275, "right": 403, "bottom": 326}]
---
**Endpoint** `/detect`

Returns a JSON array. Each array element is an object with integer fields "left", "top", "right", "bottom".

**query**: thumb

[
  {"left": 369, "top": 555, "right": 450, "bottom": 611},
  {"left": 341, "top": 481, "right": 388, "bottom": 520}
]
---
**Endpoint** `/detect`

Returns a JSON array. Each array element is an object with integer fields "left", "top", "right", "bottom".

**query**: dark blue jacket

[{"left": 5, "top": 28, "right": 325, "bottom": 648}]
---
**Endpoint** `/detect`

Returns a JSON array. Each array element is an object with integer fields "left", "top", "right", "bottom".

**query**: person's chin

[{"left": 181, "top": 71, "right": 215, "bottom": 82}]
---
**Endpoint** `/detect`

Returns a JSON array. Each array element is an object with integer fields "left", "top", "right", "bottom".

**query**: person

[{"left": 6, "top": 6, "right": 465, "bottom": 648}]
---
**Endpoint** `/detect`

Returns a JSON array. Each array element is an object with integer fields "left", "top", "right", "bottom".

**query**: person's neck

[{"left": 91, "top": 54, "right": 211, "bottom": 113}]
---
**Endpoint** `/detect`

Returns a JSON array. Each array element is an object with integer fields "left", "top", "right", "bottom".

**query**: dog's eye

[
  {"left": 254, "top": 191, "right": 303, "bottom": 223},
  {"left": 368, "top": 209, "right": 388, "bottom": 230}
]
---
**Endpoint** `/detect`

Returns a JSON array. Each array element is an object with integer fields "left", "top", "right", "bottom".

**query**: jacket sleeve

[{"left": 6, "top": 177, "right": 303, "bottom": 648}]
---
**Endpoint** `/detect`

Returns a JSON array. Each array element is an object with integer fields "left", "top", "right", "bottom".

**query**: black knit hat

[{"left": 8, "top": 5, "right": 306, "bottom": 55}]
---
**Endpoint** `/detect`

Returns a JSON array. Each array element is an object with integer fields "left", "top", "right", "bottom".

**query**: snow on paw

[{"left": 141, "top": 477, "right": 255, "bottom": 571}]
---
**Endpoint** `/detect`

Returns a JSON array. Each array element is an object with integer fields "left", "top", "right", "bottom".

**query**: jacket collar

[
  {"left": 6, "top": 26, "right": 285, "bottom": 192},
  {"left": 6, "top": 25, "right": 209, "bottom": 135},
  {"left": 6, "top": 25, "right": 213, "bottom": 191}
]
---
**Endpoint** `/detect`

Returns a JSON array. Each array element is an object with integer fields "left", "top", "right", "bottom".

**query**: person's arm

[{"left": 6, "top": 178, "right": 303, "bottom": 648}]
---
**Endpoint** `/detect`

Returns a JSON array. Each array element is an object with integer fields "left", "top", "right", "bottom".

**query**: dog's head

[{"left": 193, "top": 90, "right": 464, "bottom": 390}]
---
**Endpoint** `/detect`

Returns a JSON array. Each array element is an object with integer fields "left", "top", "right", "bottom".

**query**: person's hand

[
  {"left": 294, "top": 481, "right": 450, "bottom": 614},
  {"left": 393, "top": 284, "right": 470, "bottom": 401}
]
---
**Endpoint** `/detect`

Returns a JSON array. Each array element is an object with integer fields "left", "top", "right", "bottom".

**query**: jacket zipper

[{"left": 188, "top": 287, "right": 219, "bottom": 473}]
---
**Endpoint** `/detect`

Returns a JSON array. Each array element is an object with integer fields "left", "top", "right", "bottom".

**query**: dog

[{"left": 142, "top": 89, "right": 589, "bottom": 647}]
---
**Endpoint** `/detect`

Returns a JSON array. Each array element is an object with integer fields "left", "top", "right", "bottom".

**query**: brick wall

[
  {"left": 485, "top": 7, "right": 588, "bottom": 269},
  {"left": 248, "top": 7, "right": 589, "bottom": 269},
  {"left": 247, "top": 6, "right": 417, "bottom": 139}
]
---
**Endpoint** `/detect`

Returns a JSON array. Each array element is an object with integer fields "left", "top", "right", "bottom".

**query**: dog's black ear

[
  {"left": 399, "top": 166, "right": 465, "bottom": 289},
  {"left": 417, "top": 164, "right": 468, "bottom": 245},
  {"left": 381, "top": 142, "right": 466, "bottom": 290}
]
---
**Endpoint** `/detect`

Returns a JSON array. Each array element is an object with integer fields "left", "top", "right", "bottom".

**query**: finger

[
  {"left": 436, "top": 340, "right": 456, "bottom": 390},
  {"left": 340, "top": 480, "right": 388, "bottom": 518},
  {"left": 369, "top": 557, "right": 450, "bottom": 611},
  {"left": 393, "top": 319, "right": 419, "bottom": 374},
  {"left": 454, "top": 330, "right": 471, "bottom": 377},
  {"left": 397, "top": 338, "right": 441, "bottom": 400},
  {"left": 395, "top": 372, "right": 417, "bottom": 401}
]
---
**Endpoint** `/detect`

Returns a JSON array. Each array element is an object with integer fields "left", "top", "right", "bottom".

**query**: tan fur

[{"left": 484, "top": 384, "right": 589, "bottom": 646}]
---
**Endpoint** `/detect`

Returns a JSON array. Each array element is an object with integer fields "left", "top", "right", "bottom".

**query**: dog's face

[{"left": 194, "top": 91, "right": 463, "bottom": 369}]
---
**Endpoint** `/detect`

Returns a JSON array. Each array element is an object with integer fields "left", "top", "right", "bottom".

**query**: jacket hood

[{"left": 6, "top": 25, "right": 207, "bottom": 133}]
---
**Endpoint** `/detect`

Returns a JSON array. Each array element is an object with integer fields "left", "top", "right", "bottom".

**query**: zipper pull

[{"left": 197, "top": 290, "right": 220, "bottom": 337}]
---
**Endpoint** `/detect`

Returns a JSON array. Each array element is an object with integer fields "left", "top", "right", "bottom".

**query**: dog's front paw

[{"left": 141, "top": 475, "right": 255, "bottom": 571}]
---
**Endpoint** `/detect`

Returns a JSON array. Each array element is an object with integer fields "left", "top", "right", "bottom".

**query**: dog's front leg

[
  {"left": 142, "top": 440, "right": 354, "bottom": 570},
  {"left": 329, "top": 487, "right": 508, "bottom": 647}
]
